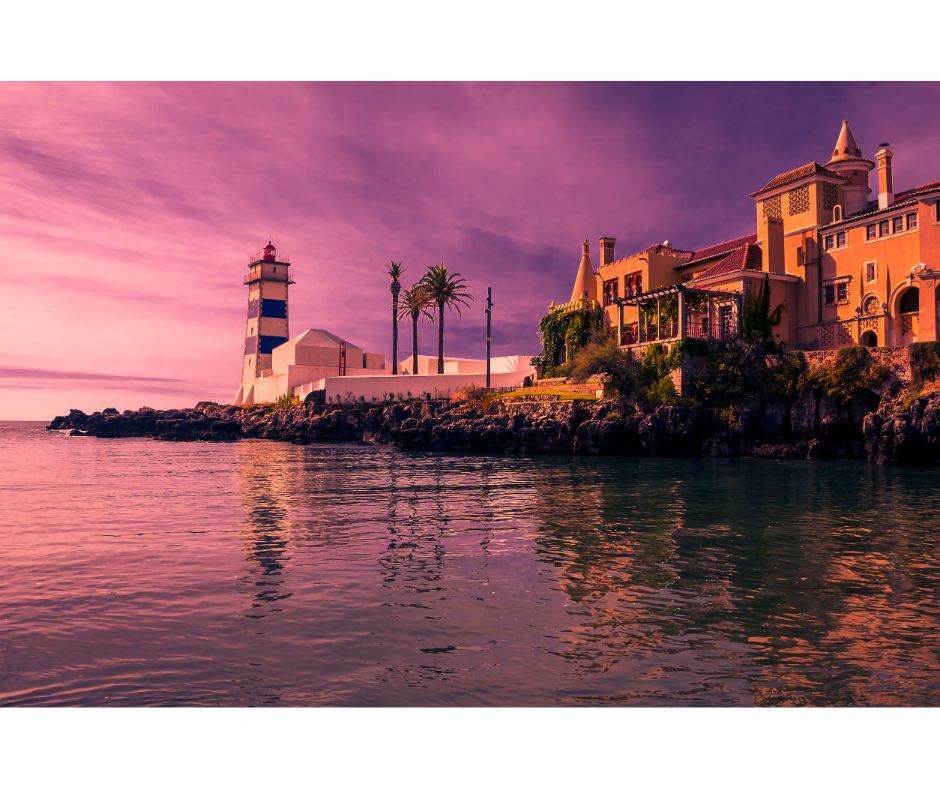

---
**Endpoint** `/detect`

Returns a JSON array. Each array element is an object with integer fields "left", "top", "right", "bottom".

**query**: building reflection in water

[
  {"left": 237, "top": 440, "right": 296, "bottom": 618},
  {"left": 229, "top": 436, "right": 937, "bottom": 705},
  {"left": 525, "top": 456, "right": 940, "bottom": 705}
]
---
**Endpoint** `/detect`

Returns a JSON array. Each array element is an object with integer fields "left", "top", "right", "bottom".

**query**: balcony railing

[
  {"left": 685, "top": 321, "right": 738, "bottom": 341},
  {"left": 244, "top": 272, "right": 294, "bottom": 285},
  {"left": 620, "top": 319, "right": 738, "bottom": 346}
]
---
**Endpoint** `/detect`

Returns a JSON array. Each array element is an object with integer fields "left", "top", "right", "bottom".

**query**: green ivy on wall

[{"left": 533, "top": 307, "right": 602, "bottom": 377}]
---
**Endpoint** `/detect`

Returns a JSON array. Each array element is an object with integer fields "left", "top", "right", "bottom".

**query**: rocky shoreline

[{"left": 47, "top": 387, "right": 940, "bottom": 465}]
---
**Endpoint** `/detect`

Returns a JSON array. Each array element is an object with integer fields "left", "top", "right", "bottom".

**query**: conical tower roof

[
  {"left": 828, "top": 120, "right": 864, "bottom": 163},
  {"left": 569, "top": 238, "right": 598, "bottom": 305}
]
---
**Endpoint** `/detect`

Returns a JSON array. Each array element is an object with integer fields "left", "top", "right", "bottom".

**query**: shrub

[
  {"left": 807, "top": 346, "right": 889, "bottom": 403},
  {"left": 646, "top": 375, "right": 678, "bottom": 407},
  {"left": 766, "top": 350, "right": 807, "bottom": 401},
  {"left": 909, "top": 341, "right": 940, "bottom": 384},
  {"left": 451, "top": 383, "right": 488, "bottom": 403},
  {"left": 565, "top": 334, "right": 641, "bottom": 397},
  {"left": 273, "top": 394, "right": 300, "bottom": 409}
]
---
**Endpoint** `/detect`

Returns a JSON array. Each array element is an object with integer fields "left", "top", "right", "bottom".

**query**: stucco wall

[{"left": 323, "top": 369, "right": 533, "bottom": 403}]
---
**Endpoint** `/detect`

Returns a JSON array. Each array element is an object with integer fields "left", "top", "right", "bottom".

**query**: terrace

[{"left": 615, "top": 284, "right": 742, "bottom": 347}]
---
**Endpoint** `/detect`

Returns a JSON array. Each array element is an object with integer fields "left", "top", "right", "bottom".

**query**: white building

[{"left": 233, "top": 242, "right": 534, "bottom": 405}]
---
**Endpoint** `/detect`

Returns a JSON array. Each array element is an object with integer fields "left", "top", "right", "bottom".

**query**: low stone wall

[{"left": 800, "top": 347, "right": 913, "bottom": 384}]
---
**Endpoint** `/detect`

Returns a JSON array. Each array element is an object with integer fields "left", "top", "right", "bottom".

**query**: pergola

[{"left": 615, "top": 283, "right": 742, "bottom": 346}]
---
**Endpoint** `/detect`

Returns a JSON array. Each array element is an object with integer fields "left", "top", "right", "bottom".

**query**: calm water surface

[{"left": 1, "top": 421, "right": 938, "bottom": 706}]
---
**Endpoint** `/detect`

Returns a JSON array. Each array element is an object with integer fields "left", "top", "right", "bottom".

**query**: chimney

[
  {"left": 599, "top": 236, "right": 616, "bottom": 266},
  {"left": 876, "top": 145, "right": 894, "bottom": 210},
  {"left": 758, "top": 214, "right": 785, "bottom": 274}
]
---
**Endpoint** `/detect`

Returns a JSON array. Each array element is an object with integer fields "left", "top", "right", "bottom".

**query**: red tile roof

[
  {"left": 832, "top": 179, "right": 940, "bottom": 223},
  {"left": 682, "top": 233, "right": 758, "bottom": 266},
  {"left": 641, "top": 242, "right": 693, "bottom": 257},
  {"left": 694, "top": 240, "right": 762, "bottom": 282},
  {"left": 749, "top": 161, "right": 845, "bottom": 197},
  {"left": 893, "top": 179, "right": 940, "bottom": 203}
]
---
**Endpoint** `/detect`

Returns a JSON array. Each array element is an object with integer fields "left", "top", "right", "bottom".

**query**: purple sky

[{"left": 3, "top": 82, "right": 940, "bottom": 419}]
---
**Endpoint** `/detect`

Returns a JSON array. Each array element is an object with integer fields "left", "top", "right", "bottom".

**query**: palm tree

[
  {"left": 397, "top": 284, "right": 434, "bottom": 375},
  {"left": 387, "top": 261, "right": 404, "bottom": 374},
  {"left": 420, "top": 263, "right": 474, "bottom": 374}
]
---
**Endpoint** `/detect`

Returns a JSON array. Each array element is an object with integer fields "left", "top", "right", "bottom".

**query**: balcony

[
  {"left": 244, "top": 272, "right": 295, "bottom": 285},
  {"left": 616, "top": 283, "right": 742, "bottom": 348}
]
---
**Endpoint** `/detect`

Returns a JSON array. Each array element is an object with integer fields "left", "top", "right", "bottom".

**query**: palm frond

[{"left": 419, "top": 263, "right": 474, "bottom": 314}]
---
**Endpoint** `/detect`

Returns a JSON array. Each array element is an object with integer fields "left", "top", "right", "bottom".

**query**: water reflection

[
  {"left": 237, "top": 441, "right": 294, "bottom": 617},
  {"left": 3, "top": 422, "right": 937, "bottom": 706},
  {"left": 522, "top": 458, "right": 940, "bottom": 705}
]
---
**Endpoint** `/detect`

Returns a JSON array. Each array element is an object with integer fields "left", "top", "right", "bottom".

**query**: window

[
  {"left": 863, "top": 294, "right": 880, "bottom": 316},
  {"left": 836, "top": 231, "right": 846, "bottom": 248},
  {"left": 866, "top": 224, "right": 877, "bottom": 240},
  {"left": 893, "top": 216, "right": 904, "bottom": 233},
  {"left": 899, "top": 287, "right": 919, "bottom": 314},
  {"left": 788, "top": 185, "right": 810, "bottom": 215},
  {"left": 824, "top": 235, "right": 834, "bottom": 251},
  {"left": 762, "top": 194, "right": 782, "bottom": 219},
  {"left": 879, "top": 219, "right": 890, "bottom": 237},
  {"left": 824, "top": 278, "right": 850, "bottom": 306},
  {"left": 865, "top": 261, "right": 877, "bottom": 284},
  {"left": 936, "top": 202, "right": 940, "bottom": 222},
  {"left": 832, "top": 204, "right": 843, "bottom": 222},
  {"left": 624, "top": 272, "right": 642, "bottom": 297},
  {"left": 603, "top": 279, "right": 619, "bottom": 307},
  {"left": 907, "top": 212, "right": 919, "bottom": 230}
]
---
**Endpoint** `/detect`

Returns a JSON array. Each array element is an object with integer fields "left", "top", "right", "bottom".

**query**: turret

[
  {"left": 569, "top": 238, "right": 599, "bottom": 306},
  {"left": 825, "top": 120, "right": 874, "bottom": 217}
]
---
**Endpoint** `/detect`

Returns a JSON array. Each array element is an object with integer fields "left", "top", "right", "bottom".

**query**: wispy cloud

[{"left": 3, "top": 82, "right": 940, "bottom": 419}]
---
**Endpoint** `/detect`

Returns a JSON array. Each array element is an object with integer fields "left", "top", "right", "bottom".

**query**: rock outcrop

[
  {"left": 864, "top": 390, "right": 940, "bottom": 465},
  {"left": 47, "top": 388, "right": 940, "bottom": 465}
]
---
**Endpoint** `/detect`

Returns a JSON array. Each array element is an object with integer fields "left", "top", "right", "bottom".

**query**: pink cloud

[{"left": 2, "top": 82, "right": 939, "bottom": 419}]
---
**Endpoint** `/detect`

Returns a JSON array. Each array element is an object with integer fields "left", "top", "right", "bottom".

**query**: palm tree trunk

[
  {"left": 412, "top": 316, "right": 419, "bottom": 374},
  {"left": 437, "top": 300, "right": 445, "bottom": 374},
  {"left": 391, "top": 294, "right": 399, "bottom": 375}
]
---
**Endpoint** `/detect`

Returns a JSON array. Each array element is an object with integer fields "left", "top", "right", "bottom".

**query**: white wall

[{"left": 323, "top": 368, "right": 533, "bottom": 403}]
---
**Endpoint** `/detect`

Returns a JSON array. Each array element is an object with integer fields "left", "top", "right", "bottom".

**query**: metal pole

[{"left": 485, "top": 287, "right": 492, "bottom": 390}]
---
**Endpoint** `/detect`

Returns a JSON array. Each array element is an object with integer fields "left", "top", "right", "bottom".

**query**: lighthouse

[{"left": 240, "top": 240, "right": 292, "bottom": 385}]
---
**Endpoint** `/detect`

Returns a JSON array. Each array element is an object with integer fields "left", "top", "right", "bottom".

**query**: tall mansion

[{"left": 565, "top": 121, "right": 940, "bottom": 353}]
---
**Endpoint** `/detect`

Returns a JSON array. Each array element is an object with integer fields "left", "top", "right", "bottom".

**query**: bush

[
  {"left": 565, "top": 334, "right": 641, "bottom": 397},
  {"left": 451, "top": 383, "right": 488, "bottom": 403},
  {"left": 909, "top": 341, "right": 940, "bottom": 384},
  {"left": 646, "top": 375, "right": 679, "bottom": 407},
  {"left": 766, "top": 350, "right": 807, "bottom": 401},
  {"left": 273, "top": 394, "right": 300, "bottom": 409},
  {"left": 806, "top": 346, "right": 889, "bottom": 403}
]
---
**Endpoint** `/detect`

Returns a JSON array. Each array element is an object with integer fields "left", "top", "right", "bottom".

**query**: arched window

[
  {"left": 832, "top": 205, "right": 843, "bottom": 222},
  {"left": 899, "top": 287, "right": 920, "bottom": 314},
  {"left": 860, "top": 330, "right": 877, "bottom": 347},
  {"left": 863, "top": 294, "right": 880, "bottom": 316}
]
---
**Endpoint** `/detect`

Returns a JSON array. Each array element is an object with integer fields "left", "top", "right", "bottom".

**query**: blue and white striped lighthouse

[{"left": 240, "top": 240, "right": 292, "bottom": 385}]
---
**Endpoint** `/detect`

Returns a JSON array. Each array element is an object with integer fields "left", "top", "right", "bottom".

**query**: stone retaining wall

[{"left": 800, "top": 347, "right": 912, "bottom": 384}]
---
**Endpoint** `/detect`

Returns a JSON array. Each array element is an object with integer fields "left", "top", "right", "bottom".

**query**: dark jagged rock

[
  {"left": 46, "top": 383, "right": 940, "bottom": 464},
  {"left": 864, "top": 390, "right": 940, "bottom": 465}
]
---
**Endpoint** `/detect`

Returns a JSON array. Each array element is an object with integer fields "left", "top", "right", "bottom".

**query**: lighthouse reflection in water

[{"left": 0, "top": 423, "right": 938, "bottom": 706}]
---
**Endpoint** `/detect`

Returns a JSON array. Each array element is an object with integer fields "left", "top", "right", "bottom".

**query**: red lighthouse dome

[{"left": 262, "top": 240, "right": 276, "bottom": 261}]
